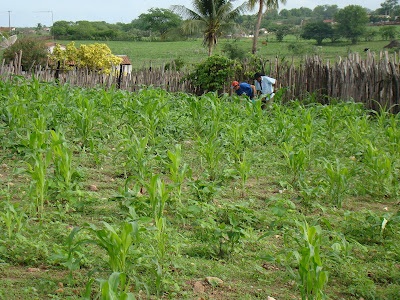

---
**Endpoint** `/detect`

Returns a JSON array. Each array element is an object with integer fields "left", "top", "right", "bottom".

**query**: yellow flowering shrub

[{"left": 49, "top": 42, "right": 122, "bottom": 74}]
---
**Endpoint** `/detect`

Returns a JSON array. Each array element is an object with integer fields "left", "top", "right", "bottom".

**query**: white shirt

[{"left": 254, "top": 75, "right": 276, "bottom": 98}]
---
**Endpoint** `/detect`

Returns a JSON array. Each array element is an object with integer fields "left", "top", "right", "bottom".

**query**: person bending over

[{"left": 232, "top": 80, "right": 256, "bottom": 100}]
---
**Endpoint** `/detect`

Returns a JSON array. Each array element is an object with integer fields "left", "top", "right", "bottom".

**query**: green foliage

[
  {"left": 282, "top": 142, "right": 308, "bottom": 183},
  {"left": 292, "top": 220, "right": 328, "bottom": 300},
  {"left": 164, "top": 57, "right": 185, "bottom": 71},
  {"left": 2, "top": 37, "right": 48, "bottom": 71},
  {"left": 135, "top": 8, "right": 182, "bottom": 40},
  {"left": 323, "top": 159, "right": 349, "bottom": 208},
  {"left": 301, "top": 21, "right": 334, "bottom": 45},
  {"left": 287, "top": 42, "right": 308, "bottom": 55},
  {"left": 84, "top": 221, "right": 141, "bottom": 273},
  {"left": 97, "top": 272, "right": 136, "bottom": 300},
  {"left": 0, "top": 202, "right": 26, "bottom": 239},
  {"left": 275, "top": 25, "right": 292, "bottom": 42},
  {"left": 334, "top": 5, "right": 369, "bottom": 44},
  {"left": 186, "top": 55, "right": 241, "bottom": 93},
  {"left": 222, "top": 40, "right": 247, "bottom": 60},
  {"left": 379, "top": 25, "right": 398, "bottom": 40},
  {"left": 172, "top": 0, "right": 247, "bottom": 56},
  {"left": 166, "top": 144, "right": 191, "bottom": 203}
]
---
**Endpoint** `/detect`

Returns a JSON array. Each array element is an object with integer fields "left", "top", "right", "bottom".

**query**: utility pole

[{"left": 8, "top": 10, "right": 11, "bottom": 31}]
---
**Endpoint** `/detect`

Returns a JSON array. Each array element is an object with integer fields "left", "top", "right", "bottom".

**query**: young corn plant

[
  {"left": 97, "top": 272, "right": 136, "bottom": 300},
  {"left": 282, "top": 142, "right": 308, "bottom": 184},
  {"left": 51, "top": 227, "right": 85, "bottom": 285},
  {"left": 136, "top": 90, "right": 170, "bottom": 145},
  {"left": 84, "top": 221, "right": 141, "bottom": 273},
  {"left": 226, "top": 123, "right": 247, "bottom": 164},
  {"left": 26, "top": 150, "right": 52, "bottom": 216},
  {"left": 166, "top": 144, "right": 191, "bottom": 205},
  {"left": 145, "top": 175, "right": 170, "bottom": 296},
  {"left": 362, "top": 141, "right": 394, "bottom": 196},
  {"left": 344, "top": 115, "right": 370, "bottom": 151},
  {"left": 323, "top": 159, "right": 350, "bottom": 208},
  {"left": 50, "top": 130, "right": 78, "bottom": 193},
  {"left": 23, "top": 116, "right": 52, "bottom": 216},
  {"left": 71, "top": 94, "right": 95, "bottom": 147},
  {"left": 118, "top": 129, "right": 152, "bottom": 193},
  {"left": 1, "top": 94, "right": 29, "bottom": 132},
  {"left": 196, "top": 132, "right": 224, "bottom": 181},
  {"left": 297, "top": 109, "right": 314, "bottom": 146},
  {"left": 384, "top": 116, "right": 400, "bottom": 156},
  {"left": 236, "top": 151, "right": 251, "bottom": 197},
  {"left": 0, "top": 201, "right": 26, "bottom": 239},
  {"left": 271, "top": 106, "right": 294, "bottom": 143},
  {"left": 321, "top": 105, "right": 339, "bottom": 141},
  {"left": 292, "top": 220, "right": 328, "bottom": 300},
  {"left": 187, "top": 95, "right": 206, "bottom": 136}
]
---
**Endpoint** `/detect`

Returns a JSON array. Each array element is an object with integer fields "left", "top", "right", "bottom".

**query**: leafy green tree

[
  {"left": 2, "top": 37, "right": 48, "bottom": 71},
  {"left": 235, "top": 14, "right": 257, "bottom": 35},
  {"left": 274, "top": 24, "right": 291, "bottom": 42},
  {"left": 379, "top": 26, "right": 398, "bottom": 40},
  {"left": 172, "top": 0, "right": 247, "bottom": 56},
  {"left": 363, "top": 29, "right": 378, "bottom": 41},
  {"left": 35, "top": 23, "right": 43, "bottom": 33},
  {"left": 378, "top": 0, "right": 399, "bottom": 16},
  {"left": 247, "top": 0, "right": 287, "bottom": 54},
  {"left": 334, "top": 5, "right": 369, "bottom": 44},
  {"left": 51, "top": 21, "right": 73, "bottom": 39},
  {"left": 301, "top": 21, "right": 333, "bottom": 45},
  {"left": 279, "top": 9, "right": 291, "bottom": 18},
  {"left": 313, "top": 5, "right": 339, "bottom": 21},
  {"left": 222, "top": 41, "right": 246, "bottom": 60},
  {"left": 186, "top": 55, "right": 241, "bottom": 93},
  {"left": 135, "top": 8, "right": 182, "bottom": 40}
]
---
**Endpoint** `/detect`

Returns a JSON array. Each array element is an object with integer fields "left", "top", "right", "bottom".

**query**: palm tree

[
  {"left": 172, "top": 0, "right": 247, "bottom": 56},
  {"left": 248, "top": 0, "right": 286, "bottom": 54}
]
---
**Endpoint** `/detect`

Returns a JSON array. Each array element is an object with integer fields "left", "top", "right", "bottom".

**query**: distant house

[
  {"left": 45, "top": 42, "right": 66, "bottom": 54},
  {"left": 0, "top": 27, "right": 16, "bottom": 32},
  {"left": 323, "top": 19, "right": 336, "bottom": 25},
  {"left": 116, "top": 55, "right": 132, "bottom": 74}
]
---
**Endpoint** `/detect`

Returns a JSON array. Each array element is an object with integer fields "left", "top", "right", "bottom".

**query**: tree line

[
  {"left": 50, "top": 1, "right": 400, "bottom": 44},
  {"left": 3, "top": 0, "right": 400, "bottom": 72}
]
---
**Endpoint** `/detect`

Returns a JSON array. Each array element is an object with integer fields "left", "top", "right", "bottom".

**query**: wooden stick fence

[{"left": 1, "top": 51, "right": 399, "bottom": 113}]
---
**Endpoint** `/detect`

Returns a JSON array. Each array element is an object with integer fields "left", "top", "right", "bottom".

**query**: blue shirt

[{"left": 235, "top": 82, "right": 254, "bottom": 98}]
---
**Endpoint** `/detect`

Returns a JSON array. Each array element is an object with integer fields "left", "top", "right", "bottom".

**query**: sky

[{"left": 1, "top": 0, "right": 386, "bottom": 28}]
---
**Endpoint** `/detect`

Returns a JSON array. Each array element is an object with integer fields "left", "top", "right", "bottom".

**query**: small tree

[
  {"left": 275, "top": 25, "right": 292, "bottom": 42},
  {"left": 334, "top": 5, "right": 369, "bottom": 44},
  {"left": 301, "top": 21, "right": 333, "bottom": 45},
  {"left": 50, "top": 42, "right": 122, "bottom": 74},
  {"left": 379, "top": 26, "right": 398, "bottom": 40},
  {"left": 185, "top": 55, "right": 242, "bottom": 94},
  {"left": 135, "top": 8, "right": 182, "bottom": 40},
  {"left": 222, "top": 41, "right": 246, "bottom": 60},
  {"left": 2, "top": 37, "right": 48, "bottom": 71}
]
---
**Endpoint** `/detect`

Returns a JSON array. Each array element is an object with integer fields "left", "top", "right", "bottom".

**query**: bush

[
  {"left": 185, "top": 55, "right": 242, "bottom": 94},
  {"left": 222, "top": 41, "right": 246, "bottom": 60},
  {"left": 164, "top": 57, "right": 185, "bottom": 71},
  {"left": 2, "top": 37, "right": 48, "bottom": 71}
]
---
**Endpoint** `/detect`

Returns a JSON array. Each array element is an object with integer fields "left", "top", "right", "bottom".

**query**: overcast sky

[{"left": 1, "top": 0, "right": 385, "bottom": 28}]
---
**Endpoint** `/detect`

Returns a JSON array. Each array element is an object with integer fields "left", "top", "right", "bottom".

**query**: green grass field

[{"left": 55, "top": 34, "right": 395, "bottom": 68}]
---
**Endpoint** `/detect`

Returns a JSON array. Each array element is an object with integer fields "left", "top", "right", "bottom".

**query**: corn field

[{"left": 1, "top": 50, "right": 400, "bottom": 113}]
